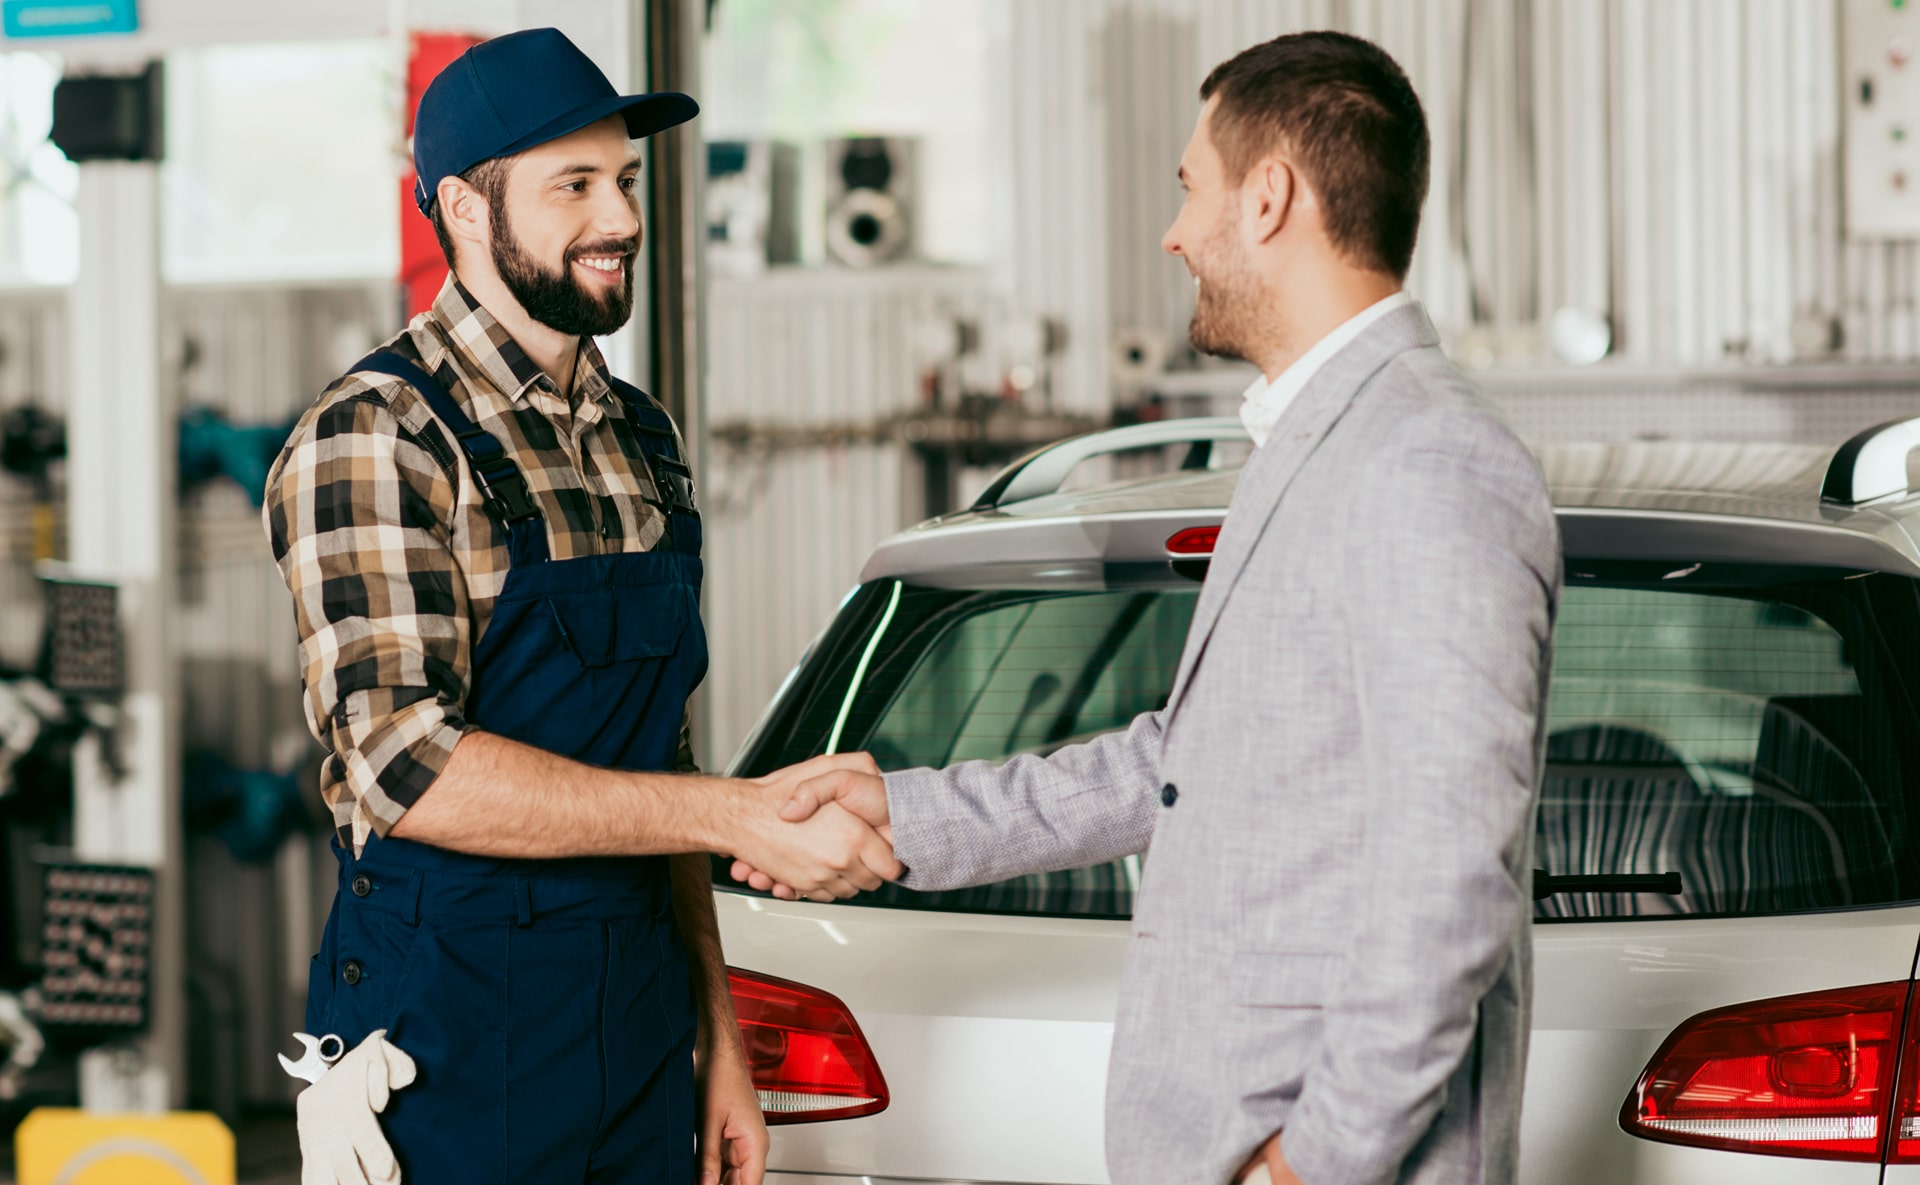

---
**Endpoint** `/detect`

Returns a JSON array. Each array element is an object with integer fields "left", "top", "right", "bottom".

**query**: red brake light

[
  {"left": 1892, "top": 986, "right": 1920, "bottom": 1162},
  {"left": 1621, "top": 981, "right": 1913, "bottom": 1162},
  {"left": 728, "top": 967, "right": 889, "bottom": 1124},
  {"left": 1166, "top": 526, "right": 1219, "bottom": 555}
]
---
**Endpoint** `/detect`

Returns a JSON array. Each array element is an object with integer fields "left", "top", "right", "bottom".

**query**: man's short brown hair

[{"left": 1200, "top": 31, "right": 1429, "bottom": 279}]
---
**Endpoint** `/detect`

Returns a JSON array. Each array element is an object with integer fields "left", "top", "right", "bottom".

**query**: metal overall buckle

[
  {"left": 469, "top": 462, "right": 540, "bottom": 524},
  {"left": 649, "top": 457, "right": 699, "bottom": 518}
]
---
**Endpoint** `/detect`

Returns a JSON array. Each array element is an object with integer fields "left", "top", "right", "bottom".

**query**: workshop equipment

[
  {"left": 176, "top": 407, "right": 295, "bottom": 508},
  {"left": 182, "top": 752, "right": 308, "bottom": 864},
  {"left": 14, "top": 1107, "right": 233, "bottom": 1185},
  {"left": 0, "top": 676, "right": 64, "bottom": 805},
  {"left": 0, "top": 404, "right": 64, "bottom": 563},
  {"left": 38, "top": 578, "right": 121, "bottom": 701},
  {"left": 0, "top": 991, "right": 42, "bottom": 1100},
  {"left": 825, "top": 137, "right": 916, "bottom": 266},
  {"left": 33, "top": 863, "right": 154, "bottom": 1034},
  {"left": 707, "top": 139, "right": 799, "bottom": 276}
]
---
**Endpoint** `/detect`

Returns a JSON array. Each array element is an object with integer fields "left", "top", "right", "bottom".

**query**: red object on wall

[{"left": 400, "top": 32, "right": 484, "bottom": 319}]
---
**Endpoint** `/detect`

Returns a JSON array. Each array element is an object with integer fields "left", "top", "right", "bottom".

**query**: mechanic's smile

[{"left": 572, "top": 250, "right": 629, "bottom": 281}]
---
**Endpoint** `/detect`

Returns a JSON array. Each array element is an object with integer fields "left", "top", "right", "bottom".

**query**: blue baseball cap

[{"left": 412, "top": 27, "right": 698, "bottom": 216}]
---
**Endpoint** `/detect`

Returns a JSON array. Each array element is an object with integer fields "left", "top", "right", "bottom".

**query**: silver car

[{"left": 709, "top": 416, "right": 1920, "bottom": 1185}]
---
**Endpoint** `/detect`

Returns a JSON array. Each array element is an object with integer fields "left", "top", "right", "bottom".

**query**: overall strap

[
  {"left": 351, "top": 350, "right": 550, "bottom": 565},
  {"left": 609, "top": 377, "right": 701, "bottom": 557}
]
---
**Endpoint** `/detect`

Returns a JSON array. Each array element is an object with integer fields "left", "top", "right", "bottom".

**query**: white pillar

[{"left": 64, "top": 155, "right": 184, "bottom": 1112}]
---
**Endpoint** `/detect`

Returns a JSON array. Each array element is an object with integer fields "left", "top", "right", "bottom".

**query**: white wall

[
  {"left": 1004, "top": 0, "right": 1920, "bottom": 380},
  {"left": 702, "top": 267, "right": 1010, "bottom": 762}
]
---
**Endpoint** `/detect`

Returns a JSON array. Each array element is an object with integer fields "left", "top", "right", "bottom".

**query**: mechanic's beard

[{"left": 491, "top": 208, "right": 635, "bottom": 338}]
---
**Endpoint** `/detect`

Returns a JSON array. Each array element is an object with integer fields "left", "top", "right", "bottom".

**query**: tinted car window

[
  {"left": 863, "top": 591, "right": 1194, "bottom": 769},
  {"left": 730, "top": 584, "right": 1197, "bottom": 918},
  {"left": 1538, "top": 566, "right": 1920, "bottom": 919},
  {"left": 727, "top": 563, "right": 1920, "bottom": 922}
]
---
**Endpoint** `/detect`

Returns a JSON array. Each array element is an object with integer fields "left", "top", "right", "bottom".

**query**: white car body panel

[
  {"left": 1524, "top": 907, "right": 1920, "bottom": 1184},
  {"left": 720, "top": 891, "right": 1920, "bottom": 1185},
  {"left": 717, "top": 892, "right": 1121, "bottom": 1183}
]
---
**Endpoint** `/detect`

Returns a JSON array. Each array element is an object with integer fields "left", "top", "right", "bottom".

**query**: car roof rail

[
  {"left": 1822, "top": 416, "right": 1920, "bottom": 505},
  {"left": 970, "top": 416, "right": 1251, "bottom": 511}
]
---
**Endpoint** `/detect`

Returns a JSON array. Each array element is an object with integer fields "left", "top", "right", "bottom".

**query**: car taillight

[
  {"left": 728, "top": 967, "right": 889, "bottom": 1124},
  {"left": 1892, "top": 988, "right": 1920, "bottom": 1163},
  {"left": 1166, "top": 526, "right": 1219, "bottom": 554},
  {"left": 1621, "top": 981, "right": 1915, "bottom": 1162}
]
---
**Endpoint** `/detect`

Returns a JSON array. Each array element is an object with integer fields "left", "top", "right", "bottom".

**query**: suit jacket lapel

[{"left": 1164, "top": 304, "right": 1442, "bottom": 715}]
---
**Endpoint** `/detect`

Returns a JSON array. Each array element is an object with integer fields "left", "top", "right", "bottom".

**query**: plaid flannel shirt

[{"left": 264, "top": 278, "right": 696, "bottom": 852}]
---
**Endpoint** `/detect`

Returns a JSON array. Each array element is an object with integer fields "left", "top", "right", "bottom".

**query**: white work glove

[{"left": 296, "top": 1028, "right": 417, "bottom": 1185}]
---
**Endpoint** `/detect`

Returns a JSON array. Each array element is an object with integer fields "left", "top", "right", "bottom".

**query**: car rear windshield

[{"left": 724, "top": 559, "right": 1920, "bottom": 922}]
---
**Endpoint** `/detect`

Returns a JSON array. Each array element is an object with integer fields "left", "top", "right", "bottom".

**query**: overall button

[
  {"left": 342, "top": 960, "right": 364, "bottom": 986},
  {"left": 1161, "top": 783, "right": 1179, "bottom": 807},
  {"left": 350, "top": 873, "right": 372, "bottom": 897}
]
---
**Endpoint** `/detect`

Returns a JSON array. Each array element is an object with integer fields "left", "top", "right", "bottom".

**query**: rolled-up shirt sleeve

[{"left": 264, "top": 387, "right": 472, "bottom": 845}]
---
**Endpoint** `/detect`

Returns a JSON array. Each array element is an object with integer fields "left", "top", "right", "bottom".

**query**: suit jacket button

[
  {"left": 350, "top": 873, "right": 372, "bottom": 897},
  {"left": 1161, "top": 783, "right": 1179, "bottom": 807},
  {"left": 343, "top": 960, "right": 364, "bottom": 986}
]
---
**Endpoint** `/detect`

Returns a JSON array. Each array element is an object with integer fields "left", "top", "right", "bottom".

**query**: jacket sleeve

[
  {"left": 1279, "top": 410, "right": 1559, "bottom": 1185},
  {"left": 884, "top": 706, "right": 1166, "bottom": 890}
]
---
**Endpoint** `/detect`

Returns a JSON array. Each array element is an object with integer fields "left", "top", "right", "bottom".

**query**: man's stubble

[{"left": 1186, "top": 210, "right": 1266, "bottom": 365}]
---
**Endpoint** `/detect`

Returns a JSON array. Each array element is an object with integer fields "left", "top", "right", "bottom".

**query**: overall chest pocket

[{"left": 544, "top": 583, "right": 689, "bottom": 668}]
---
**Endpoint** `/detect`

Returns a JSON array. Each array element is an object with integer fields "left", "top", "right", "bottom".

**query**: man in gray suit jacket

[{"left": 740, "top": 31, "right": 1559, "bottom": 1185}]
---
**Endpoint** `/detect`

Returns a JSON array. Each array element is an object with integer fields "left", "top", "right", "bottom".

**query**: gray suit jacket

[{"left": 886, "top": 303, "right": 1561, "bottom": 1185}]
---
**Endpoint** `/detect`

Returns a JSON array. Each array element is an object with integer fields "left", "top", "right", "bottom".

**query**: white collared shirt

[{"left": 1239, "top": 290, "right": 1413, "bottom": 447}]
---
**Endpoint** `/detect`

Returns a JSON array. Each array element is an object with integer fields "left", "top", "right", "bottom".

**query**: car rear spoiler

[
  {"left": 970, "top": 417, "right": 1251, "bottom": 511},
  {"left": 1823, "top": 416, "right": 1920, "bottom": 505}
]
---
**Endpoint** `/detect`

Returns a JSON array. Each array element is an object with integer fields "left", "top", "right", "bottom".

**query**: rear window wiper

[{"left": 1532, "top": 870, "right": 1683, "bottom": 900}]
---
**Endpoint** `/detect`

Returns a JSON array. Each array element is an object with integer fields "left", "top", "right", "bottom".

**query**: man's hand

[
  {"left": 726, "top": 754, "right": 900, "bottom": 902},
  {"left": 730, "top": 762, "right": 893, "bottom": 900},
  {"left": 696, "top": 1036, "right": 769, "bottom": 1185},
  {"left": 1235, "top": 1132, "right": 1306, "bottom": 1185}
]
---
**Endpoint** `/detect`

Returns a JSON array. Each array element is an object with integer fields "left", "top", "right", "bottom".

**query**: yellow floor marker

[{"left": 14, "top": 1108, "right": 233, "bottom": 1185}]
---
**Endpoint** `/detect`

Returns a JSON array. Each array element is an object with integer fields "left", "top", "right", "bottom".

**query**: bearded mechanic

[{"left": 263, "top": 28, "right": 897, "bottom": 1185}]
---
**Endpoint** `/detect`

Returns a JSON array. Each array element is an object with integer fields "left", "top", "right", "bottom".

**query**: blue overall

[{"left": 304, "top": 352, "right": 709, "bottom": 1184}]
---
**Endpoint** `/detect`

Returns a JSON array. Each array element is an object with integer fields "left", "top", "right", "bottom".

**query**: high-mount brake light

[
  {"left": 1620, "top": 981, "right": 1914, "bottom": 1162},
  {"left": 1166, "top": 526, "right": 1220, "bottom": 555},
  {"left": 728, "top": 967, "right": 890, "bottom": 1124}
]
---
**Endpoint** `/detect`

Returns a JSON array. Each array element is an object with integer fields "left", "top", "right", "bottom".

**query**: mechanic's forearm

[
  {"left": 388, "top": 729, "right": 752, "bottom": 858},
  {"left": 670, "top": 853, "right": 745, "bottom": 1060}
]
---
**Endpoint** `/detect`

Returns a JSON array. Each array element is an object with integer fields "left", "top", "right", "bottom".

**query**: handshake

[{"left": 723, "top": 753, "right": 897, "bottom": 902}]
